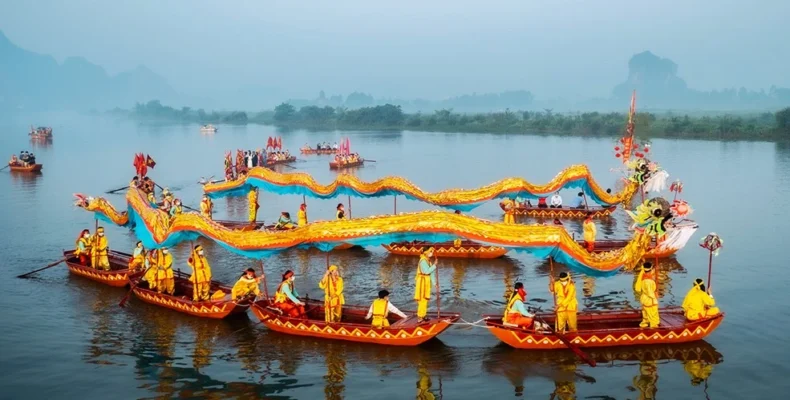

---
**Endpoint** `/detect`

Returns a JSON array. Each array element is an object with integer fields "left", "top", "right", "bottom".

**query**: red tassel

[
  {"left": 615, "top": 153, "right": 621, "bottom": 158},
  {"left": 615, "top": 146, "right": 620, "bottom": 151},
  {"left": 633, "top": 144, "right": 639, "bottom": 149},
  {"left": 644, "top": 148, "right": 649, "bottom": 153}
]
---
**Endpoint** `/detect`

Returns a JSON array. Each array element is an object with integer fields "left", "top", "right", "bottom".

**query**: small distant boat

[
  {"left": 200, "top": 124, "right": 217, "bottom": 133},
  {"left": 29, "top": 126, "right": 52, "bottom": 139},
  {"left": 300, "top": 147, "right": 337, "bottom": 155},
  {"left": 265, "top": 156, "right": 297, "bottom": 166},
  {"left": 329, "top": 158, "right": 365, "bottom": 170},
  {"left": 8, "top": 163, "right": 43, "bottom": 172}
]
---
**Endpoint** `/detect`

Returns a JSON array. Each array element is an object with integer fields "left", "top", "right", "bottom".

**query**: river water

[{"left": 1, "top": 112, "right": 789, "bottom": 399}]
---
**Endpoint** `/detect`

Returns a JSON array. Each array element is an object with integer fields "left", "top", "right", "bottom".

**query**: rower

[
  {"left": 128, "top": 241, "right": 145, "bottom": 271},
  {"left": 231, "top": 268, "right": 262, "bottom": 300},
  {"left": 503, "top": 282, "right": 550, "bottom": 330},
  {"left": 248, "top": 189, "right": 259, "bottom": 223},
  {"left": 298, "top": 203, "right": 308, "bottom": 226},
  {"left": 681, "top": 278, "right": 720, "bottom": 320},
  {"left": 91, "top": 227, "right": 110, "bottom": 271},
  {"left": 143, "top": 250, "right": 160, "bottom": 291},
  {"left": 502, "top": 198, "right": 516, "bottom": 224},
  {"left": 366, "top": 289, "right": 407, "bottom": 328},
  {"left": 147, "top": 191, "right": 156, "bottom": 207},
  {"left": 571, "top": 192, "right": 585, "bottom": 209},
  {"left": 9, "top": 154, "right": 18, "bottom": 166},
  {"left": 160, "top": 190, "right": 173, "bottom": 213},
  {"left": 635, "top": 262, "right": 659, "bottom": 328},
  {"left": 157, "top": 247, "right": 175, "bottom": 295},
  {"left": 75, "top": 229, "right": 91, "bottom": 265},
  {"left": 582, "top": 212, "right": 597, "bottom": 252},
  {"left": 200, "top": 195, "right": 213, "bottom": 219},
  {"left": 537, "top": 196, "right": 548, "bottom": 208},
  {"left": 130, "top": 176, "right": 139, "bottom": 189},
  {"left": 550, "top": 191, "right": 563, "bottom": 208},
  {"left": 319, "top": 265, "right": 345, "bottom": 323},
  {"left": 552, "top": 272, "right": 578, "bottom": 332},
  {"left": 274, "top": 270, "right": 305, "bottom": 318},
  {"left": 336, "top": 203, "right": 345, "bottom": 220},
  {"left": 169, "top": 199, "right": 183, "bottom": 218},
  {"left": 414, "top": 247, "right": 437, "bottom": 322},
  {"left": 274, "top": 212, "right": 294, "bottom": 230},
  {"left": 187, "top": 245, "right": 212, "bottom": 301}
]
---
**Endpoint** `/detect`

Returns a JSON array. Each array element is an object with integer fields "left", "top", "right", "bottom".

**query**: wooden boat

[
  {"left": 9, "top": 163, "right": 43, "bottom": 172},
  {"left": 329, "top": 159, "right": 365, "bottom": 169},
  {"left": 265, "top": 156, "right": 296, "bottom": 166},
  {"left": 29, "top": 126, "right": 52, "bottom": 137},
  {"left": 577, "top": 238, "right": 678, "bottom": 258},
  {"left": 131, "top": 270, "right": 252, "bottom": 319},
  {"left": 63, "top": 249, "right": 141, "bottom": 287},
  {"left": 250, "top": 298, "right": 460, "bottom": 346},
  {"left": 501, "top": 202, "right": 616, "bottom": 219},
  {"left": 200, "top": 124, "right": 217, "bottom": 133},
  {"left": 300, "top": 147, "right": 337, "bottom": 155},
  {"left": 483, "top": 307, "right": 723, "bottom": 350},
  {"left": 214, "top": 219, "right": 265, "bottom": 231},
  {"left": 382, "top": 239, "right": 509, "bottom": 259}
]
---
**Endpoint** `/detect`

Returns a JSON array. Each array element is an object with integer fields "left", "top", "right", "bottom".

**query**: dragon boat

[
  {"left": 329, "top": 159, "right": 365, "bottom": 170},
  {"left": 483, "top": 307, "right": 724, "bottom": 350},
  {"left": 250, "top": 298, "right": 460, "bottom": 346},
  {"left": 9, "top": 163, "right": 43, "bottom": 172},
  {"left": 382, "top": 240, "right": 509, "bottom": 259},
  {"left": 63, "top": 249, "right": 141, "bottom": 287},
  {"left": 130, "top": 270, "right": 253, "bottom": 319},
  {"left": 300, "top": 147, "right": 337, "bottom": 155},
  {"left": 501, "top": 202, "right": 617, "bottom": 219}
]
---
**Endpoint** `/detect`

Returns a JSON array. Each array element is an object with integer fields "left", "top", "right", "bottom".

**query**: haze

[{"left": 2, "top": 0, "right": 788, "bottom": 104}]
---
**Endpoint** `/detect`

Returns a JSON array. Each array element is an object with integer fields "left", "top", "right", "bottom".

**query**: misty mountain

[{"left": 0, "top": 30, "right": 179, "bottom": 112}]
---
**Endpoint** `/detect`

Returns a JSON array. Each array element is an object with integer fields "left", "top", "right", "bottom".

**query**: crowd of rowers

[
  {"left": 502, "top": 189, "right": 612, "bottom": 211},
  {"left": 306, "top": 142, "right": 339, "bottom": 150},
  {"left": 268, "top": 202, "right": 347, "bottom": 230},
  {"left": 8, "top": 151, "right": 37, "bottom": 166},
  {"left": 333, "top": 153, "right": 362, "bottom": 165},
  {"left": 223, "top": 149, "right": 293, "bottom": 181}
]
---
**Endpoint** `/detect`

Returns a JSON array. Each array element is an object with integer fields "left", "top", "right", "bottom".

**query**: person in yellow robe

[
  {"left": 147, "top": 191, "right": 157, "bottom": 207},
  {"left": 157, "top": 247, "right": 175, "bottom": 295},
  {"left": 502, "top": 198, "right": 516, "bottom": 224},
  {"left": 365, "top": 289, "right": 407, "bottom": 328},
  {"left": 200, "top": 195, "right": 213, "bottom": 219},
  {"left": 143, "top": 250, "right": 160, "bottom": 291},
  {"left": 298, "top": 203, "right": 307, "bottom": 226},
  {"left": 582, "top": 212, "right": 597, "bottom": 252},
  {"left": 169, "top": 199, "right": 183, "bottom": 218},
  {"left": 553, "top": 272, "right": 578, "bottom": 332},
  {"left": 130, "top": 176, "right": 139, "bottom": 189},
  {"left": 128, "top": 241, "right": 145, "bottom": 271},
  {"left": 635, "top": 262, "right": 659, "bottom": 328},
  {"left": 74, "top": 229, "right": 91, "bottom": 265},
  {"left": 187, "top": 245, "right": 212, "bottom": 301},
  {"left": 248, "top": 189, "right": 259, "bottom": 222},
  {"left": 91, "top": 227, "right": 110, "bottom": 270},
  {"left": 414, "top": 247, "right": 437, "bottom": 321},
  {"left": 319, "top": 265, "right": 345, "bottom": 322},
  {"left": 681, "top": 278, "right": 720, "bottom": 320},
  {"left": 231, "top": 268, "right": 261, "bottom": 300}
]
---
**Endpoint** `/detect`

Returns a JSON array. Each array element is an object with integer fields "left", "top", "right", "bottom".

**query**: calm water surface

[{"left": 1, "top": 112, "right": 789, "bottom": 399}]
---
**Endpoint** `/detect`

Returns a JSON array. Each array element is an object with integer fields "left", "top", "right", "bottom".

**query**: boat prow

[
  {"left": 483, "top": 307, "right": 723, "bottom": 349},
  {"left": 251, "top": 298, "right": 460, "bottom": 346},
  {"left": 63, "top": 249, "right": 141, "bottom": 287}
]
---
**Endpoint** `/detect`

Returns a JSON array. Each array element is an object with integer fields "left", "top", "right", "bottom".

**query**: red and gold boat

[
  {"left": 580, "top": 239, "right": 678, "bottom": 258},
  {"left": 214, "top": 219, "right": 266, "bottom": 231},
  {"left": 63, "top": 249, "right": 141, "bottom": 287},
  {"left": 131, "top": 270, "right": 253, "bottom": 319},
  {"left": 9, "top": 163, "right": 43, "bottom": 172},
  {"left": 382, "top": 239, "right": 509, "bottom": 259},
  {"left": 501, "top": 202, "right": 616, "bottom": 219},
  {"left": 265, "top": 156, "right": 297, "bottom": 166},
  {"left": 329, "top": 159, "right": 365, "bottom": 169},
  {"left": 250, "top": 298, "right": 460, "bottom": 346},
  {"left": 484, "top": 307, "right": 723, "bottom": 350},
  {"left": 300, "top": 147, "right": 337, "bottom": 155}
]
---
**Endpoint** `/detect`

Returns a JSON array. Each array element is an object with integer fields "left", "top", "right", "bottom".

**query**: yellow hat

[
  {"left": 194, "top": 244, "right": 203, "bottom": 252},
  {"left": 328, "top": 265, "right": 338, "bottom": 272},
  {"left": 422, "top": 247, "right": 435, "bottom": 254},
  {"left": 97, "top": 227, "right": 104, "bottom": 232},
  {"left": 559, "top": 272, "right": 570, "bottom": 281}
]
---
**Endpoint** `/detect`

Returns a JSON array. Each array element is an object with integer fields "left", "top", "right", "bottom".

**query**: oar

[
  {"left": 120, "top": 253, "right": 156, "bottom": 307},
  {"left": 105, "top": 185, "right": 128, "bottom": 194},
  {"left": 1, "top": 165, "right": 10, "bottom": 171},
  {"left": 532, "top": 311, "right": 596, "bottom": 367},
  {"left": 260, "top": 260, "right": 269, "bottom": 298},
  {"left": 434, "top": 254, "right": 441, "bottom": 318},
  {"left": 365, "top": 159, "right": 377, "bottom": 162},
  {"left": 17, "top": 256, "right": 69, "bottom": 278},
  {"left": 182, "top": 204, "right": 200, "bottom": 213}
]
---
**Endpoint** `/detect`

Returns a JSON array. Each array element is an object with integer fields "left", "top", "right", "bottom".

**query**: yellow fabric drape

[
  {"left": 583, "top": 220, "right": 597, "bottom": 243},
  {"left": 187, "top": 253, "right": 212, "bottom": 301},
  {"left": 319, "top": 275, "right": 345, "bottom": 322}
]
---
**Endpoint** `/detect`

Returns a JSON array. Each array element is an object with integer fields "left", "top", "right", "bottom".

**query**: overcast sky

[{"left": 2, "top": 0, "right": 788, "bottom": 100}]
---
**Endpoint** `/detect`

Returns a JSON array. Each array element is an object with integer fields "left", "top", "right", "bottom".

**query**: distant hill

[{"left": 0, "top": 30, "right": 179, "bottom": 112}]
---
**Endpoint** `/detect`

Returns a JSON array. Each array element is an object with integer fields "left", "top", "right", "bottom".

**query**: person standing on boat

[
  {"left": 336, "top": 203, "right": 345, "bottom": 220},
  {"left": 274, "top": 270, "right": 305, "bottom": 318},
  {"left": 91, "top": 227, "right": 110, "bottom": 270},
  {"left": 502, "top": 198, "right": 516, "bottom": 224},
  {"left": 248, "top": 188, "right": 259, "bottom": 223},
  {"left": 157, "top": 247, "right": 175, "bottom": 295},
  {"left": 414, "top": 247, "right": 437, "bottom": 322},
  {"left": 298, "top": 203, "right": 308, "bottom": 226},
  {"left": 187, "top": 245, "right": 212, "bottom": 301},
  {"left": 200, "top": 195, "right": 213, "bottom": 220},
  {"left": 319, "top": 265, "right": 345, "bottom": 323},
  {"left": 231, "top": 268, "right": 262, "bottom": 300},
  {"left": 552, "top": 272, "right": 578, "bottom": 332},
  {"left": 366, "top": 289, "right": 408, "bottom": 328},
  {"left": 681, "top": 279, "right": 720, "bottom": 320},
  {"left": 128, "top": 241, "right": 145, "bottom": 271},
  {"left": 75, "top": 229, "right": 91, "bottom": 265},
  {"left": 550, "top": 192, "right": 563, "bottom": 208},
  {"left": 169, "top": 199, "right": 183, "bottom": 218},
  {"left": 147, "top": 191, "right": 157, "bottom": 207},
  {"left": 635, "top": 262, "right": 659, "bottom": 328},
  {"left": 582, "top": 213, "right": 597, "bottom": 252}
]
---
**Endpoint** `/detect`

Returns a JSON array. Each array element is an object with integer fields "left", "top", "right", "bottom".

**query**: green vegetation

[{"left": 127, "top": 100, "right": 249, "bottom": 124}]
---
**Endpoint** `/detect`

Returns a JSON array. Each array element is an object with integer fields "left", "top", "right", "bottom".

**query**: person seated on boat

[
  {"left": 553, "top": 218, "right": 563, "bottom": 226},
  {"left": 274, "top": 270, "right": 306, "bottom": 318},
  {"left": 9, "top": 154, "right": 18, "bottom": 166},
  {"left": 74, "top": 229, "right": 92, "bottom": 265},
  {"left": 635, "top": 262, "right": 659, "bottom": 328},
  {"left": 284, "top": 150, "right": 291, "bottom": 159},
  {"left": 319, "top": 265, "right": 345, "bottom": 323},
  {"left": 200, "top": 194, "right": 213, "bottom": 219},
  {"left": 537, "top": 197, "right": 548, "bottom": 208},
  {"left": 336, "top": 203, "right": 345, "bottom": 220},
  {"left": 414, "top": 247, "right": 438, "bottom": 322},
  {"left": 156, "top": 247, "right": 175, "bottom": 295},
  {"left": 231, "top": 268, "right": 262, "bottom": 300},
  {"left": 187, "top": 245, "right": 212, "bottom": 301},
  {"left": 582, "top": 212, "right": 597, "bottom": 252},
  {"left": 274, "top": 212, "right": 295, "bottom": 230},
  {"left": 91, "top": 227, "right": 110, "bottom": 271},
  {"left": 169, "top": 199, "right": 183, "bottom": 218},
  {"left": 128, "top": 241, "right": 145, "bottom": 271},
  {"left": 298, "top": 203, "right": 308, "bottom": 226},
  {"left": 550, "top": 191, "right": 563, "bottom": 208},
  {"left": 316, "top": 142, "right": 322, "bottom": 150},
  {"left": 366, "top": 289, "right": 408, "bottom": 328},
  {"left": 147, "top": 191, "right": 157, "bottom": 207},
  {"left": 502, "top": 198, "right": 516, "bottom": 224},
  {"left": 503, "top": 282, "right": 550, "bottom": 331},
  {"left": 552, "top": 272, "right": 578, "bottom": 332},
  {"left": 681, "top": 278, "right": 720, "bottom": 321},
  {"left": 571, "top": 192, "right": 585, "bottom": 209},
  {"left": 160, "top": 190, "right": 173, "bottom": 212}
]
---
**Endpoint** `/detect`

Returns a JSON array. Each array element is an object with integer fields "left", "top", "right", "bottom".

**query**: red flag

[
  {"left": 345, "top": 137, "right": 351, "bottom": 155},
  {"left": 266, "top": 137, "right": 273, "bottom": 149},
  {"left": 277, "top": 136, "right": 282, "bottom": 150},
  {"left": 628, "top": 90, "right": 636, "bottom": 124},
  {"left": 146, "top": 155, "right": 156, "bottom": 168}
]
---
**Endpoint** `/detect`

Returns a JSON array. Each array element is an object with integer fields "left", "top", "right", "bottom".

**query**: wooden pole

[
  {"left": 706, "top": 250, "right": 713, "bottom": 294},
  {"left": 303, "top": 194, "right": 306, "bottom": 206},
  {"left": 348, "top": 195, "right": 352, "bottom": 219},
  {"left": 260, "top": 260, "right": 269, "bottom": 298},
  {"left": 434, "top": 254, "right": 441, "bottom": 318},
  {"left": 394, "top": 196, "right": 397, "bottom": 215}
]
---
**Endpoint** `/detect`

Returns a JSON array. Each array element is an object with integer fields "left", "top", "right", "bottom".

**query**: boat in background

[
  {"left": 29, "top": 126, "right": 53, "bottom": 139},
  {"left": 501, "top": 201, "right": 616, "bottom": 219},
  {"left": 383, "top": 239, "right": 509, "bottom": 259},
  {"left": 301, "top": 147, "right": 337, "bottom": 155},
  {"left": 9, "top": 163, "right": 43, "bottom": 172},
  {"left": 200, "top": 124, "right": 217, "bottom": 133},
  {"left": 63, "top": 249, "right": 141, "bottom": 287}
]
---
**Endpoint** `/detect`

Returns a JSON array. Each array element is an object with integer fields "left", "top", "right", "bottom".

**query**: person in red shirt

[{"left": 537, "top": 197, "right": 548, "bottom": 208}]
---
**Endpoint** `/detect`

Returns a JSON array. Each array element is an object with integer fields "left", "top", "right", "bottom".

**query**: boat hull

[
  {"left": 63, "top": 250, "right": 138, "bottom": 287},
  {"left": 250, "top": 299, "right": 459, "bottom": 346},
  {"left": 382, "top": 240, "right": 509, "bottom": 259},
  {"left": 265, "top": 156, "right": 296, "bottom": 166},
  {"left": 484, "top": 308, "right": 723, "bottom": 349},
  {"left": 301, "top": 148, "right": 337, "bottom": 155},
  {"left": 329, "top": 160, "right": 364, "bottom": 169},
  {"left": 131, "top": 272, "right": 251, "bottom": 319},
  {"left": 9, "top": 164, "right": 43, "bottom": 172},
  {"left": 577, "top": 239, "right": 678, "bottom": 259},
  {"left": 501, "top": 202, "right": 616, "bottom": 219}
]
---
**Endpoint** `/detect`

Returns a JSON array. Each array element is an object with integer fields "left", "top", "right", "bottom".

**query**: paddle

[
  {"left": 105, "top": 185, "right": 128, "bottom": 194},
  {"left": 120, "top": 251, "right": 156, "bottom": 307},
  {"left": 16, "top": 256, "right": 69, "bottom": 278},
  {"left": 260, "top": 260, "right": 269, "bottom": 298},
  {"left": 531, "top": 309, "right": 596, "bottom": 368},
  {"left": 434, "top": 254, "right": 441, "bottom": 318},
  {"left": 1, "top": 165, "right": 10, "bottom": 171},
  {"left": 365, "top": 159, "right": 377, "bottom": 162}
]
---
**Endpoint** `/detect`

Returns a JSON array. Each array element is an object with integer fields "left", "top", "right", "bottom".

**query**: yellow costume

[
  {"left": 156, "top": 249, "right": 175, "bottom": 295},
  {"left": 128, "top": 244, "right": 145, "bottom": 271},
  {"left": 635, "top": 264, "right": 659, "bottom": 328},
  {"left": 502, "top": 199, "right": 515, "bottom": 224},
  {"left": 143, "top": 251, "right": 159, "bottom": 290},
  {"left": 147, "top": 191, "right": 156, "bottom": 205},
  {"left": 371, "top": 298, "right": 390, "bottom": 328},
  {"left": 298, "top": 208, "right": 307, "bottom": 226},
  {"left": 231, "top": 275, "right": 261, "bottom": 299},
  {"left": 583, "top": 218, "right": 597, "bottom": 251},
  {"left": 91, "top": 227, "right": 110, "bottom": 270},
  {"left": 319, "top": 265, "right": 345, "bottom": 322},
  {"left": 248, "top": 189, "right": 258, "bottom": 222},
  {"left": 553, "top": 276, "right": 578, "bottom": 332},
  {"left": 200, "top": 198, "right": 213, "bottom": 219},
  {"left": 187, "top": 246, "right": 212, "bottom": 301},
  {"left": 681, "top": 280, "right": 720, "bottom": 320},
  {"left": 74, "top": 235, "right": 90, "bottom": 260},
  {"left": 414, "top": 250, "right": 436, "bottom": 319}
]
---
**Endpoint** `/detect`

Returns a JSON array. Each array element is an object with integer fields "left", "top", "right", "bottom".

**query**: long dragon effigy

[
  {"left": 202, "top": 164, "right": 639, "bottom": 211},
  {"left": 76, "top": 188, "right": 652, "bottom": 276}
]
